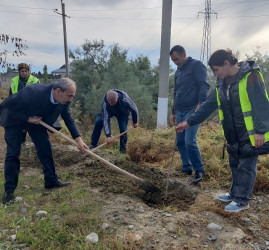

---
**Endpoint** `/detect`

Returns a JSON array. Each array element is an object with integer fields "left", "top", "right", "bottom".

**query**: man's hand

[
  {"left": 75, "top": 137, "right": 89, "bottom": 152},
  {"left": 28, "top": 116, "right": 42, "bottom": 124},
  {"left": 133, "top": 123, "right": 139, "bottom": 128},
  {"left": 106, "top": 136, "right": 113, "bottom": 144},
  {"left": 254, "top": 134, "right": 265, "bottom": 148},
  {"left": 170, "top": 115, "right": 176, "bottom": 125},
  {"left": 176, "top": 121, "right": 189, "bottom": 132}
]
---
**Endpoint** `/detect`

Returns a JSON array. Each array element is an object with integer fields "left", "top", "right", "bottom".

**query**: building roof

[{"left": 51, "top": 61, "right": 76, "bottom": 75}]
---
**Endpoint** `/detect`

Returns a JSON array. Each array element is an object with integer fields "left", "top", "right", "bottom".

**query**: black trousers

[{"left": 4, "top": 123, "right": 58, "bottom": 193}]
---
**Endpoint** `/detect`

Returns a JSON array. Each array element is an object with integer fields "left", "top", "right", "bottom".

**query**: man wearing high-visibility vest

[
  {"left": 176, "top": 49, "right": 269, "bottom": 213},
  {"left": 10, "top": 63, "right": 40, "bottom": 144}
]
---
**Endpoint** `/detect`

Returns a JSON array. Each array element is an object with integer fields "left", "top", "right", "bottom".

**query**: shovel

[
  {"left": 82, "top": 127, "right": 133, "bottom": 157},
  {"left": 39, "top": 121, "right": 160, "bottom": 194}
]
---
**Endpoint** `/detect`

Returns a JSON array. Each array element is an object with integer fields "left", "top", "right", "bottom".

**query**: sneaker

[
  {"left": 224, "top": 201, "right": 249, "bottom": 213},
  {"left": 192, "top": 171, "right": 204, "bottom": 184},
  {"left": 217, "top": 193, "right": 232, "bottom": 203},
  {"left": 179, "top": 169, "right": 192, "bottom": 175},
  {"left": 2, "top": 192, "right": 15, "bottom": 204}
]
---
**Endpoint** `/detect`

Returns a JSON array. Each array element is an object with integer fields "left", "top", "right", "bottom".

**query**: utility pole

[
  {"left": 54, "top": 1, "right": 70, "bottom": 77},
  {"left": 157, "top": 0, "right": 172, "bottom": 129},
  {"left": 199, "top": 0, "right": 217, "bottom": 65}
]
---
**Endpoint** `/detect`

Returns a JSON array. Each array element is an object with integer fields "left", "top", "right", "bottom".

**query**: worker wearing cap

[{"left": 10, "top": 63, "right": 40, "bottom": 95}]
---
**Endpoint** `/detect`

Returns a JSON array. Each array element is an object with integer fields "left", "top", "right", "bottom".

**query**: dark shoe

[
  {"left": 179, "top": 169, "right": 192, "bottom": 175},
  {"left": 192, "top": 171, "right": 204, "bottom": 184},
  {"left": 2, "top": 192, "right": 15, "bottom": 204},
  {"left": 45, "top": 180, "right": 71, "bottom": 189},
  {"left": 89, "top": 144, "right": 96, "bottom": 150}
]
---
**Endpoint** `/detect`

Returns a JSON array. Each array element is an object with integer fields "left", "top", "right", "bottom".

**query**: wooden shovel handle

[
  {"left": 39, "top": 121, "right": 144, "bottom": 183},
  {"left": 91, "top": 126, "right": 132, "bottom": 152}
]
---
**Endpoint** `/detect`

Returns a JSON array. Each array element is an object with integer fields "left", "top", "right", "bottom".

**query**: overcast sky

[{"left": 1, "top": 0, "right": 269, "bottom": 73}]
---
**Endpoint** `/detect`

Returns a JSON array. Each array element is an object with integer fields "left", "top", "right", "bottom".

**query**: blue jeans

[
  {"left": 90, "top": 114, "right": 129, "bottom": 153},
  {"left": 229, "top": 154, "right": 257, "bottom": 204},
  {"left": 176, "top": 110, "right": 204, "bottom": 172}
]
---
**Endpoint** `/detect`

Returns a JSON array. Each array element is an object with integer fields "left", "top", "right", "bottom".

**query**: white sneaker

[
  {"left": 217, "top": 193, "right": 232, "bottom": 203},
  {"left": 224, "top": 201, "right": 249, "bottom": 212}
]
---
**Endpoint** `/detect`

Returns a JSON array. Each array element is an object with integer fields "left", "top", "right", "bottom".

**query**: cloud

[{"left": 1, "top": 0, "right": 269, "bottom": 73}]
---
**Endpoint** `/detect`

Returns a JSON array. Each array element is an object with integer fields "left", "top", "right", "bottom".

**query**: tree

[
  {"left": 43, "top": 65, "right": 49, "bottom": 83},
  {"left": 70, "top": 40, "right": 160, "bottom": 127},
  {"left": 0, "top": 34, "right": 28, "bottom": 68},
  {"left": 245, "top": 46, "right": 269, "bottom": 90}
]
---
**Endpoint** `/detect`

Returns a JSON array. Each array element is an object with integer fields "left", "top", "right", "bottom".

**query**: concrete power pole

[
  {"left": 61, "top": 1, "right": 69, "bottom": 77},
  {"left": 157, "top": 0, "right": 172, "bottom": 129}
]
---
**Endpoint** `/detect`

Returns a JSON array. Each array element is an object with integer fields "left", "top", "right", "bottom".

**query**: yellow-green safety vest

[
  {"left": 216, "top": 71, "right": 269, "bottom": 146},
  {"left": 11, "top": 75, "right": 40, "bottom": 94}
]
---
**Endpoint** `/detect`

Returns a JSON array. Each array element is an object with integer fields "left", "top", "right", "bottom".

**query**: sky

[{"left": 1, "top": 0, "right": 269, "bottom": 73}]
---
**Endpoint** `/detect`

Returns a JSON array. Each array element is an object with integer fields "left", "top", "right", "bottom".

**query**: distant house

[
  {"left": 51, "top": 61, "right": 76, "bottom": 78},
  {"left": 0, "top": 70, "right": 18, "bottom": 89}
]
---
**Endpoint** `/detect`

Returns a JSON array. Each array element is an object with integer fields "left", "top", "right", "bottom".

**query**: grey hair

[
  {"left": 106, "top": 90, "right": 118, "bottom": 102},
  {"left": 52, "top": 77, "right": 77, "bottom": 91}
]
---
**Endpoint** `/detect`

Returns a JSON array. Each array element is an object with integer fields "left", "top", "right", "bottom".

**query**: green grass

[{"left": 0, "top": 172, "right": 123, "bottom": 249}]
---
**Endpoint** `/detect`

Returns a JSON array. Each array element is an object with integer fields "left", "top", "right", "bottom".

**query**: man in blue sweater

[
  {"left": 170, "top": 45, "right": 210, "bottom": 184},
  {"left": 89, "top": 89, "right": 139, "bottom": 154},
  {"left": 0, "top": 78, "right": 88, "bottom": 204}
]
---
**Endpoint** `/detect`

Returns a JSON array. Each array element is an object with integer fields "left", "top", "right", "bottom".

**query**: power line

[
  {"left": 0, "top": 4, "right": 52, "bottom": 10},
  {"left": 0, "top": 10, "right": 57, "bottom": 16}
]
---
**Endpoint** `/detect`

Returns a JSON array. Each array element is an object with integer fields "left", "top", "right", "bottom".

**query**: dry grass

[{"left": 126, "top": 122, "right": 269, "bottom": 191}]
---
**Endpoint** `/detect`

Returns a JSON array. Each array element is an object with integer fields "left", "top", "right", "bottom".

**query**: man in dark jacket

[
  {"left": 176, "top": 49, "right": 269, "bottom": 212},
  {"left": 170, "top": 45, "right": 210, "bottom": 184},
  {"left": 0, "top": 78, "right": 88, "bottom": 204},
  {"left": 89, "top": 89, "right": 139, "bottom": 154}
]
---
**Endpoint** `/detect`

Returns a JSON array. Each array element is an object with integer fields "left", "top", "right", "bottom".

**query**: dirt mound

[{"left": 19, "top": 144, "right": 198, "bottom": 211}]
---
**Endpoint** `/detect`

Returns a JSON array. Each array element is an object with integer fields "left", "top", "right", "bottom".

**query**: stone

[
  {"left": 35, "top": 211, "right": 48, "bottom": 217},
  {"left": 15, "top": 197, "right": 23, "bottom": 203},
  {"left": 102, "top": 223, "right": 109, "bottom": 230},
  {"left": 20, "top": 207, "right": 27, "bottom": 213},
  {"left": 207, "top": 223, "right": 222, "bottom": 231},
  {"left": 137, "top": 206, "right": 145, "bottom": 213},
  {"left": 241, "top": 217, "right": 251, "bottom": 223},
  {"left": 164, "top": 213, "right": 172, "bottom": 217},
  {"left": 129, "top": 233, "right": 142, "bottom": 242},
  {"left": 9, "top": 234, "right": 16, "bottom": 242},
  {"left": 208, "top": 235, "right": 217, "bottom": 242},
  {"left": 85, "top": 232, "right": 99, "bottom": 244}
]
